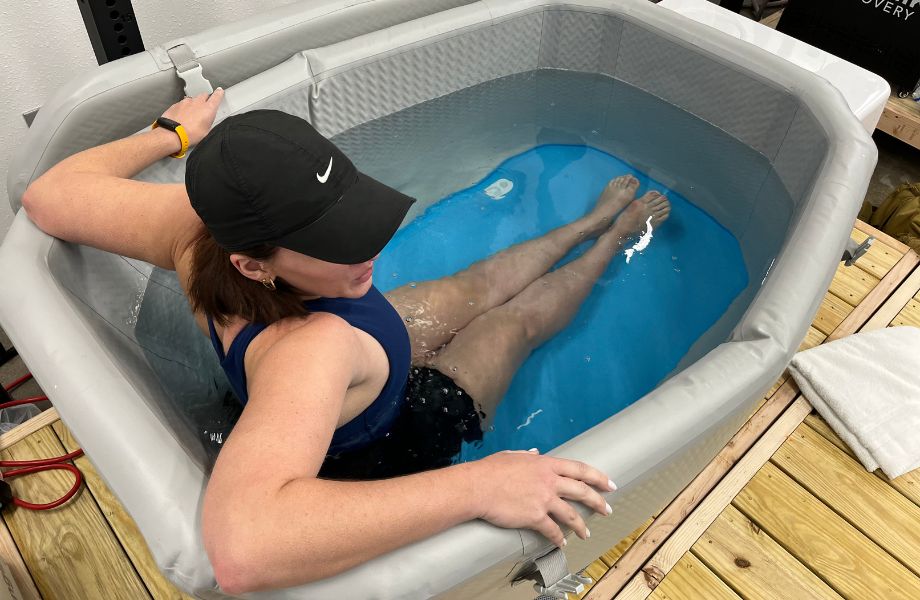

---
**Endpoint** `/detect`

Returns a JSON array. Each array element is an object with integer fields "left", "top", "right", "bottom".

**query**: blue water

[{"left": 373, "top": 145, "right": 748, "bottom": 461}]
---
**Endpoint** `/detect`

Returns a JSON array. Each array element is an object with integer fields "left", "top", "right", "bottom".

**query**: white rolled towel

[{"left": 788, "top": 326, "right": 920, "bottom": 480}]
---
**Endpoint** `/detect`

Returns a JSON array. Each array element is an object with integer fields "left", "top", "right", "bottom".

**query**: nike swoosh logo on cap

[{"left": 317, "top": 157, "right": 333, "bottom": 183}]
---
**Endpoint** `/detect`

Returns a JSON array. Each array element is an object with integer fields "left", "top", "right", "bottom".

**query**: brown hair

[{"left": 187, "top": 228, "right": 309, "bottom": 327}]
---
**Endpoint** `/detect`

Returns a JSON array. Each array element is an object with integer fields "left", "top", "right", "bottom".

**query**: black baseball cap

[{"left": 185, "top": 110, "right": 415, "bottom": 264}]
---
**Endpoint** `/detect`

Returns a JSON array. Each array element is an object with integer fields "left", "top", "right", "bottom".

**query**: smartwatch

[{"left": 152, "top": 116, "right": 190, "bottom": 159}]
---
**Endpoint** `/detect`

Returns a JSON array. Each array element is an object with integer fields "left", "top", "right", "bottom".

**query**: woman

[{"left": 22, "top": 91, "right": 670, "bottom": 594}]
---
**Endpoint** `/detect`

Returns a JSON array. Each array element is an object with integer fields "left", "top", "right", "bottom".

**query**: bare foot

[
  {"left": 586, "top": 175, "right": 640, "bottom": 232},
  {"left": 609, "top": 191, "right": 671, "bottom": 240}
]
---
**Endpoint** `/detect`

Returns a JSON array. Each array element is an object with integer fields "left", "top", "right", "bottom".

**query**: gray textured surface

[
  {"left": 773, "top": 106, "right": 829, "bottom": 207},
  {"left": 307, "top": 13, "right": 543, "bottom": 138},
  {"left": 537, "top": 10, "right": 622, "bottom": 75},
  {"left": 615, "top": 21, "right": 798, "bottom": 160}
]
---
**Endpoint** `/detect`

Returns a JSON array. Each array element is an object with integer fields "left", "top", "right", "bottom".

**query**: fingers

[
  {"left": 535, "top": 515, "right": 566, "bottom": 549},
  {"left": 556, "top": 478, "right": 612, "bottom": 517},
  {"left": 552, "top": 458, "right": 616, "bottom": 493},
  {"left": 207, "top": 87, "right": 225, "bottom": 106},
  {"left": 549, "top": 498, "right": 589, "bottom": 541}
]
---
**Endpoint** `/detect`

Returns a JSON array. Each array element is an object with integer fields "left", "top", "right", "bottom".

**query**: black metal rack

[{"left": 77, "top": 0, "right": 144, "bottom": 65}]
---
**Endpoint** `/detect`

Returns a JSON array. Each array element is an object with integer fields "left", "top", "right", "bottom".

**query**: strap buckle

[{"left": 166, "top": 43, "right": 214, "bottom": 97}]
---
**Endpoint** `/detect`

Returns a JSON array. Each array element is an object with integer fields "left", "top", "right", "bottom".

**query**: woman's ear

[{"left": 229, "top": 254, "right": 270, "bottom": 283}]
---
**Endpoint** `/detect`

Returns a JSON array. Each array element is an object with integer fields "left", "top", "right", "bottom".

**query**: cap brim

[{"left": 274, "top": 172, "right": 415, "bottom": 264}]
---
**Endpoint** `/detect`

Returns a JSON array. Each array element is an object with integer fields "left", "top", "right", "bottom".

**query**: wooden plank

[
  {"left": 692, "top": 505, "right": 843, "bottom": 600},
  {"left": 599, "top": 520, "right": 654, "bottom": 568},
  {"left": 51, "top": 421, "right": 195, "bottom": 600},
  {"left": 812, "top": 292, "right": 851, "bottom": 336},
  {"left": 828, "top": 262, "right": 879, "bottom": 307},
  {"left": 803, "top": 416, "right": 920, "bottom": 509},
  {"left": 648, "top": 553, "right": 741, "bottom": 600},
  {"left": 581, "top": 561, "right": 616, "bottom": 599},
  {"left": 0, "top": 408, "right": 59, "bottom": 451},
  {"left": 852, "top": 221, "right": 910, "bottom": 257},
  {"left": 763, "top": 373, "right": 789, "bottom": 401},
  {"left": 0, "top": 426, "right": 151, "bottom": 600},
  {"left": 771, "top": 425, "right": 920, "bottom": 575},
  {"left": 760, "top": 9, "right": 782, "bottom": 29},
  {"left": 797, "top": 326, "right": 826, "bottom": 352},
  {"left": 829, "top": 250, "right": 920, "bottom": 340},
  {"left": 604, "top": 397, "right": 812, "bottom": 600},
  {"left": 733, "top": 463, "right": 920, "bottom": 600},
  {"left": 877, "top": 93, "right": 920, "bottom": 152},
  {"left": 588, "top": 382, "right": 800, "bottom": 599},
  {"left": 0, "top": 519, "right": 41, "bottom": 600},
  {"left": 892, "top": 299, "right": 920, "bottom": 328}
]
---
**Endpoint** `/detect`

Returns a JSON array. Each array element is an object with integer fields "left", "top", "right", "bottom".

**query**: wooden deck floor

[
  {"left": 0, "top": 221, "right": 916, "bottom": 599},
  {"left": 580, "top": 222, "right": 920, "bottom": 600}
]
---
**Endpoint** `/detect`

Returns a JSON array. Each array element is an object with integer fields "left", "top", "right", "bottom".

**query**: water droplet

[
  {"left": 457, "top": 390, "right": 462, "bottom": 396},
  {"left": 409, "top": 282, "right": 417, "bottom": 288},
  {"left": 420, "top": 398, "right": 426, "bottom": 404},
  {"left": 672, "top": 255, "right": 678, "bottom": 261},
  {"left": 591, "top": 129, "right": 599, "bottom": 135},
  {"left": 468, "top": 301, "right": 475, "bottom": 306},
  {"left": 578, "top": 231, "right": 585, "bottom": 236},
  {"left": 569, "top": 419, "right": 574, "bottom": 423},
  {"left": 442, "top": 388, "right": 449, "bottom": 395},
  {"left": 385, "top": 432, "right": 391, "bottom": 437},
  {"left": 488, "top": 425, "right": 495, "bottom": 432},
  {"left": 404, "top": 316, "right": 413, "bottom": 323},
  {"left": 442, "top": 407, "right": 449, "bottom": 413},
  {"left": 674, "top": 268, "right": 681, "bottom": 273},
  {"left": 392, "top": 272, "right": 398, "bottom": 278},
  {"left": 413, "top": 368, "right": 419, "bottom": 375},
  {"left": 584, "top": 355, "right": 592, "bottom": 363},
  {"left": 451, "top": 366, "right": 458, "bottom": 372}
]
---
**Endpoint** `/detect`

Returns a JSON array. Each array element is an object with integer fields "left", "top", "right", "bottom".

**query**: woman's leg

[
  {"left": 429, "top": 192, "right": 671, "bottom": 425},
  {"left": 387, "top": 175, "right": 640, "bottom": 362}
]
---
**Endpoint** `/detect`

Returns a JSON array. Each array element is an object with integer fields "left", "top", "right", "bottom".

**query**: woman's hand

[
  {"left": 470, "top": 450, "right": 616, "bottom": 548},
  {"left": 160, "top": 88, "right": 225, "bottom": 146}
]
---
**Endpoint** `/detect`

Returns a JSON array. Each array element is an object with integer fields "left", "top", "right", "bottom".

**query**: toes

[
  {"left": 637, "top": 191, "right": 661, "bottom": 205},
  {"left": 609, "top": 175, "right": 639, "bottom": 190}
]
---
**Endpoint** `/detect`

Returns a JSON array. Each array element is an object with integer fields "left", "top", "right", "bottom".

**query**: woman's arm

[
  {"left": 203, "top": 314, "right": 614, "bottom": 594},
  {"left": 21, "top": 91, "right": 224, "bottom": 270}
]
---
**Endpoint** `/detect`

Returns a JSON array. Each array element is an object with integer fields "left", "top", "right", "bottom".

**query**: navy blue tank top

[{"left": 206, "top": 286, "right": 411, "bottom": 454}]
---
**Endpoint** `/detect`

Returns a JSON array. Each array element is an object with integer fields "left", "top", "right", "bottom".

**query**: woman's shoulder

[{"left": 244, "top": 312, "right": 359, "bottom": 370}]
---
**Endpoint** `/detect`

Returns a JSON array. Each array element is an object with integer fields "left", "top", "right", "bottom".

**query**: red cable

[
  {"left": 0, "top": 373, "right": 85, "bottom": 511},
  {"left": 2, "top": 460, "right": 84, "bottom": 510},
  {"left": 3, "top": 373, "right": 33, "bottom": 393}
]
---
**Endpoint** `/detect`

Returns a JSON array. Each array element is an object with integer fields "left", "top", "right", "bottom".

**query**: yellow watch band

[{"left": 151, "top": 120, "right": 190, "bottom": 159}]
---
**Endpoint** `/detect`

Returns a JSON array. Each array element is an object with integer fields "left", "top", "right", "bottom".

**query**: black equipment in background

[
  {"left": 77, "top": 0, "right": 145, "bottom": 65},
  {"left": 777, "top": 0, "right": 920, "bottom": 96}
]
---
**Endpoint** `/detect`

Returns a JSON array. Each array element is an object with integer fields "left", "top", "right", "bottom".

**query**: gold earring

[{"left": 261, "top": 277, "right": 276, "bottom": 291}]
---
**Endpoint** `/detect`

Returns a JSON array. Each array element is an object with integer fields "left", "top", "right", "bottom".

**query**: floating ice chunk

[
  {"left": 624, "top": 217, "right": 654, "bottom": 264},
  {"left": 484, "top": 178, "right": 513, "bottom": 200}
]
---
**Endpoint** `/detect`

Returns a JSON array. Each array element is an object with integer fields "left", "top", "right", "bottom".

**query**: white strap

[{"left": 166, "top": 44, "right": 214, "bottom": 97}]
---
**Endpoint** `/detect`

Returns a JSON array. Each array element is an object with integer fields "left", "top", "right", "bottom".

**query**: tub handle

[
  {"left": 842, "top": 236, "right": 874, "bottom": 267},
  {"left": 530, "top": 547, "right": 593, "bottom": 599}
]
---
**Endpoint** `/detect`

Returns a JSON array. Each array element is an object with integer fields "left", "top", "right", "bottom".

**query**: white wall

[{"left": 0, "top": 0, "right": 298, "bottom": 241}]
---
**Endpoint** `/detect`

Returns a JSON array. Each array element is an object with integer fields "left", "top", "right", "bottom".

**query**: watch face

[{"left": 157, "top": 116, "right": 181, "bottom": 131}]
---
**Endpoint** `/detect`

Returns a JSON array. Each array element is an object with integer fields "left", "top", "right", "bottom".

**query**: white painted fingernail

[
  {"left": 608, "top": 479, "right": 617, "bottom": 491},
  {"left": 562, "top": 538, "right": 567, "bottom": 547},
  {"left": 605, "top": 502, "right": 613, "bottom": 515},
  {"left": 585, "top": 528, "right": 591, "bottom": 539}
]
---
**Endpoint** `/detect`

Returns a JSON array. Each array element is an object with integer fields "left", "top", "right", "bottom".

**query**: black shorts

[{"left": 319, "top": 367, "right": 484, "bottom": 480}]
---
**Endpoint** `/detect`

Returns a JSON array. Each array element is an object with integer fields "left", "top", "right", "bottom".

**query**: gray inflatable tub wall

[{"left": 0, "top": 0, "right": 875, "bottom": 598}]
